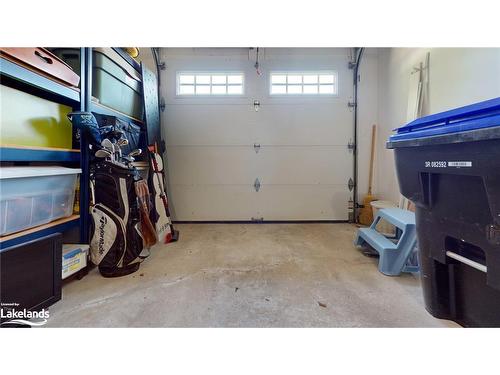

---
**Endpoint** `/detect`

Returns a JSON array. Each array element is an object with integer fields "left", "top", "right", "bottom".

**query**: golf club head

[
  {"left": 117, "top": 138, "right": 129, "bottom": 147},
  {"left": 95, "top": 149, "right": 112, "bottom": 158},
  {"left": 101, "top": 138, "right": 114, "bottom": 151},
  {"left": 129, "top": 148, "right": 142, "bottom": 157}
]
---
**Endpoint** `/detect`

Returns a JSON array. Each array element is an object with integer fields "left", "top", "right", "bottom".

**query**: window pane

[
  {"left": 319, "top": 84, "right": 335, "bottom": 94},
  {"left": 287, "top": 85, "right": 302, "bottom": 94},
  {"left": 227, "top": 85, "right": 243, "bottom": 94},
  {"left": 303, "top": 85, "right": 319, "bottom": 94},
  {"left": 179, "top": 75, "right": 194, "bottom": 84},
  {"left": 179, "top": 85, "right": 195, "bottom": 95},
  {"left": 196, "top": 75, "right": 211, "bottom": 84},
  {"left": 227, "top": 75, "right": 243, "bottom": 84},
  {"left": 319, "top": 74, "right": 334, "bottom": 84},
  {"left": 211, "top": 85, "right": 226, "bottom": 94},
  {"left": 196, "top": 85, "right": 210, "bottom": 95},
  {"left": 178, "top": 72, "right": 244, "bottom": 95},
  {"left": 271, "top": 75, "right": 286, "bottom": 84},
  {"left": 287, "top": 75, "right": 302, "bottom": 84},
  {"left": 269, "top": 71, "right": 336, "bottom": 95},
  {"left": 211, "top": 75, "right": 226, "bottom": 84},
  {"left": 271, "top": 84, "right": 287, "bottom": 94},
  {"left": 303, "top": 75, "right": 318, "bottom": 84}
]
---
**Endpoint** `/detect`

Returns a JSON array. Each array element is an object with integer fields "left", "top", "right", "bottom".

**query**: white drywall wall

[
  {"left": 356, "top": 49, "right": 379, "bottom": 201},
  {"left": 375, "top": 48, "right": 500, "bottom": 204}
]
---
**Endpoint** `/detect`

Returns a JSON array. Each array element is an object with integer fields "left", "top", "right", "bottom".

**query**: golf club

[
  {"left": 129, "top": 149, "right": 142, "bottom": 157},
  {"left": 95, "top": 149, "right": 112, "bottom": 159}
]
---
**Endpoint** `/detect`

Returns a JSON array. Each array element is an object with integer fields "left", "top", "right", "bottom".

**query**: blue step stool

[{"left": 354, "top": 207, "right": 419, "bottom": 276}]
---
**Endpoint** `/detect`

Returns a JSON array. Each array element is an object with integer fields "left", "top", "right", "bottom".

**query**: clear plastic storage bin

[{"left": 0, "top": 167, "right": 81, "bottom": 236}]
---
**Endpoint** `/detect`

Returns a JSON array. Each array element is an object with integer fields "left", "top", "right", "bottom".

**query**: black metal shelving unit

[
  {"left": 0, "top": 47, "right": 153, "bottom": 322},
  {"left": 0, "top": 47, "right": 146, "bottom": 251},
  {"left": 0, "top": 48, "right": 86, "bottom": 250}
]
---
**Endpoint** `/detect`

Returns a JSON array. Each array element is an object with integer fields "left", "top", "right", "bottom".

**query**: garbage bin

[{"left": 387, "top": 97, "right": 500, "bottom": 327}]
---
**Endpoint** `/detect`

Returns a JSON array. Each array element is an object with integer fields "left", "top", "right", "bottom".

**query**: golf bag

[
  {"left": 148, "top": 148, "right": 178, "bottom": 244},
  {"left": 90, "top": 161, "right": 150, "bottom": 277}
]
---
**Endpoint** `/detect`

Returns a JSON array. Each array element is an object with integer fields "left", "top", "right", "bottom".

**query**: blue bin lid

[{"left": 389, "top": 97, "right": 500, "bottom": 142}]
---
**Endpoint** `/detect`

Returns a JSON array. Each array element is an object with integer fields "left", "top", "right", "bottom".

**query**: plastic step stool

[{"left": 354, "top": 207, "right": 418, "bottom": 276}]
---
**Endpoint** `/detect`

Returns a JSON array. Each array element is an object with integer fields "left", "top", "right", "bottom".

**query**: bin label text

[
  {"left": 448, "top": 161, "right": 472, "bottom": 167},
  {"left": 425, "top": 161, "right": 472, "bottom": 168},
  {"left": 425, "top": 161, "right": 447, "bottom": 168}
]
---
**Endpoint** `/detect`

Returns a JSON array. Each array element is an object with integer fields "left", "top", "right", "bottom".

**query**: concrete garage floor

[{"left": 47, "top": 223, "right": 458, "bottom": 327}]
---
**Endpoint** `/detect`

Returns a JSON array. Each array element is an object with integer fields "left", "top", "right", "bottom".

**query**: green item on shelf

[{"left": 0, "top": 84, "right": 73, "bottom": 149}]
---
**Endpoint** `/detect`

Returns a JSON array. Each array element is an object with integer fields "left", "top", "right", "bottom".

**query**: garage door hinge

[
  {"left": 251, "top": 217, "right": 264, "bottom": 222},
  {"left": 160, "top": 97, "right": 166, "bottom": 112},
  {"left": 254, "top": 143, "right": 261, "bottom": 153},
  {"left": 347, "top": 140, "right": 355, "bottom": 152},
  {"left": 348, "top": 101, "right": 357, "bottom": 108},
  {"left": 348, "top": 178, "right": 355, "bottom": 191},
  {"left": 254, "top": 178, "right": 261, "bottom": 192}
]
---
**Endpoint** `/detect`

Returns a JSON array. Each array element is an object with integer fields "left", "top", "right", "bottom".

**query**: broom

[{"left": 358, "top": 124, "right": 377, "bottom": 225}]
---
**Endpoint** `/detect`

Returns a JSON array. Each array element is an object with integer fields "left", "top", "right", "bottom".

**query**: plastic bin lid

[
  {"left": 63, "top": 244, "right": 89, "bottom": 258},
  {"left": 93, "top": 47, "right": 141, "bottom": 82},
  {"left": 389, "top": 97, "right": 500, "bottom": 143},
  {"left": 0, "top": 166, "right": 82, "bottom": 180}
]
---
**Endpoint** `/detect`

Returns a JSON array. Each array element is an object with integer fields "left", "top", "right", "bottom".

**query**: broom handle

[{"left": 368, "top": 124, "right": 376, "bottom": 195}]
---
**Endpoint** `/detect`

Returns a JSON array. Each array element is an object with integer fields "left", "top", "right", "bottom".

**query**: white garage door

[{"left": 161, "top": 48, "right": 354, "bottom": 221}]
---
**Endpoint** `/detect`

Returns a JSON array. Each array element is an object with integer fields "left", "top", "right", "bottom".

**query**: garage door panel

[
  {"left": 170, "top": 185, "right": 258, "bottom": 221},
  {"left": 255, "top": 104, "right": 353, "bottom": 145},
  {"left": 165, "top": 104, "right": 353, "bottom": 147},
  {"left": 256, "top": 185, "right": 349, "bottom": 221},
  {"left": 256, "top": 146, "right": 351, "bottom": 185},
  {"left": 166, "top": 146, "right": 256, "bottom": 185},
  {"left": 165, "top": 105, "right": 257, "bottom": 145}
]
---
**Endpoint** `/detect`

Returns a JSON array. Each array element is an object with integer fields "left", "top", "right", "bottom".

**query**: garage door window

[
  {"left": 270, "top": 72, "right": 337, "bottom": 95},
  {"left": 177, "top": 73, "right": 244, "bottom": 95}
]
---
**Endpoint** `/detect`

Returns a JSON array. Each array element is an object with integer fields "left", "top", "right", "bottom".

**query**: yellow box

[{"left": 0, "top": 84, "right": 73, "bottom": 148}]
